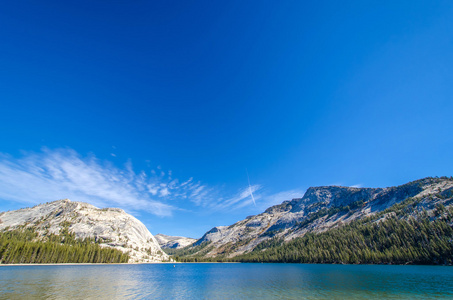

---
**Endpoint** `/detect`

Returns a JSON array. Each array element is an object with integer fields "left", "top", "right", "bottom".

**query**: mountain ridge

[{"left": 178, "top": 177, "right": 453, "bottom": 259}]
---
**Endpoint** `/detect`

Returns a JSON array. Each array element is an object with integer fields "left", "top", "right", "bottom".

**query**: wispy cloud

[
  {"left": 0, "top": 148, "right": 176, "bottom": 216},
  {"left": 329, "top": 182, "right": 363, "bottom": 188},
  {"left": 350, "top": 184, "right": 363, "bottom": 188},
  {"left": 0, "top": 148, "right": 307, "bottom": 218},
  {"left": 205, "top": 185, "right": 263, "bottom": 211},
  {"left": 201, "top": 186, "right": 306, "bottom": 212}
]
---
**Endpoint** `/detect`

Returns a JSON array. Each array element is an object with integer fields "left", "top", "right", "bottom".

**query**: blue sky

[{"left": 0, "top": 1, "right": 452, "bottom": 238}]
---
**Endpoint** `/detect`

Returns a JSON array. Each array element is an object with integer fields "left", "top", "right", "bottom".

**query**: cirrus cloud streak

[
  {"left": 0, "top": 149, "right": 174, "bottom": 216},
  {"left": 0, "top": 148, "right": 274, "bottom": 216}
]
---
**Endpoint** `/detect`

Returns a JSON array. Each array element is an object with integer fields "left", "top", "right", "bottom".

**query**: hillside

[
  {"left": 231, "top": 203, "right": 453, "bottom": 264},
  {"left": 173, "top": 177, "right": 453, "bottom": 262},
  {"left": 0, "top": 199, "right": 169, "bottom": 263}
]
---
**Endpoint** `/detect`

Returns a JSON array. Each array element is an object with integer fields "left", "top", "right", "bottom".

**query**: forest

[
  {"left": 174, "top": 198, "right": 453, "bottom": 265},
  {"left": 0, "top": 226, "right": 129, "bottom": 264}
]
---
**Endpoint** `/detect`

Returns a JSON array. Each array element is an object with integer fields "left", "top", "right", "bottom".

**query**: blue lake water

[{"left": 1, "top": 263, "right": 452, "bottom": 299}]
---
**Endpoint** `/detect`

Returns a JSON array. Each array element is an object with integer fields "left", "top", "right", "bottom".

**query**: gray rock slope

[
  {"left": 0, "top": 199, "right": 169, "bottom": 263},
  {"left": 154, "top": 234, "right": 197, "bottom": 249},
  {"left": 188, "top": 177, "right": 453, "bottom": 258}
]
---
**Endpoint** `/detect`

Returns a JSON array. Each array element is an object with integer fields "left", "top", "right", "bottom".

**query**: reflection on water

[{"left": 1, "top": 263, "right": 452, "bottom": 299}]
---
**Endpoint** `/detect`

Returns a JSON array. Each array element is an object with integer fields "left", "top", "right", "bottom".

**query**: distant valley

[{"left": 155, "top": 234, "right": 197, "bottom": 249}]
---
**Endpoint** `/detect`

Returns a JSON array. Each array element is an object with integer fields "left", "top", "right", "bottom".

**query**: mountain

[
  {"left": 176, "top": 177, "right": 453, "bottom": 260},
  {"left": 0, "top": 199, "right": 169, "bottom": 263},
  {"left": 154, "top": 234, "right": 197, "bottom": 249}
]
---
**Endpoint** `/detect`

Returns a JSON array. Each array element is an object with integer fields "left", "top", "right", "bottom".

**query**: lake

[{"left": 1, "top": 263, "right": 452, "bottom": 299}]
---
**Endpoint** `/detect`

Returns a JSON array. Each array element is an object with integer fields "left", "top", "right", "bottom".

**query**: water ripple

[{"left": 1, "top": 264, "right": 452, "bottom": 299}]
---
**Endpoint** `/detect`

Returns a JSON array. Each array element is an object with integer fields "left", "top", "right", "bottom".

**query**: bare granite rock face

[
  {"left": 154, "top": 234, "right": 197, "bottom": 249},
  {"left": 0, "top": 199, "right": 169, "bottom": 263},
  {"left": 190, "top": 177, "right": 453, "bottom": 258}
]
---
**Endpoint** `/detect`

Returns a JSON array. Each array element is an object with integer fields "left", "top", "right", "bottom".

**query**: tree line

[
  {"left": 173, "top": 196, "right": 453, "bottom": 265},
  {"left": 232, "top": 211, "right": 453, "bottom": 264},
  {"left": 0, "top": 227, "right": 129, "bottom": 264}
]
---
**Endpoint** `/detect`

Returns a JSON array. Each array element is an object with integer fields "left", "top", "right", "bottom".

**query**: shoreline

[
  {"left": 1, "top": 262, "right": 450, "bottom": 267},
  {"left": 0, "top": 261, "right": 240, "bottom": 266}
]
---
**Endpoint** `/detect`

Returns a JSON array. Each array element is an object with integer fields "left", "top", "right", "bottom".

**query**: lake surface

[{"left": 1, "top": 263, "right": 452, "bottom": 299}]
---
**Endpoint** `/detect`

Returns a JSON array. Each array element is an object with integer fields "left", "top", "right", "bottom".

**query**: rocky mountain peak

[
  {"left": 0, "top": 199, "right": 169, "bottom": 263},
  {"left": 181, "top": 176, "right": 453, "bottom": 259}
]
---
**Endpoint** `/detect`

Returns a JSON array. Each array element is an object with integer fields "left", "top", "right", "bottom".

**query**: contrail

[{"left": 246, "top": 169, "right": 256, "bottom": 207}]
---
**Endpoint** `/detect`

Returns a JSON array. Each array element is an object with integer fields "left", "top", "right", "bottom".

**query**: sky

[{"left": 0, "top": 1, "right": 452, "bottom": 238}]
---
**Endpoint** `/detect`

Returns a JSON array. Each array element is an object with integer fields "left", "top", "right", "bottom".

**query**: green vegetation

[
  {"left": 294, "top": 199, "right": 366, "bottom": 230},
  {"left": 163, "top": 241, "right": 213, "bottom": 262},
  {"left": 233, "top": 196, "right": 453, "bottom": 264},
  {"left": 0, "top": 227, "right": 129, "bottom": 264},
  {"left": 172, "top": 196, "right": 453, "bottom": 265},
  {"left": 233, "top": 212, "right": 453, "bottom": 264}
]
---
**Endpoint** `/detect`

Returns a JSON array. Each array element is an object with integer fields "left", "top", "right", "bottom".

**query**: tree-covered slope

[
  {"left": 172, "top": 177, "right": 453, "bottom": 264},
  {"left": 0, "top": 226, "right": 129, "bottom": 264},
  {"left": 0, "top": 199, "right": 169, "bottom": 263},
  {"left": 231, "top": 201, "right": 453, "bottom": 264}
]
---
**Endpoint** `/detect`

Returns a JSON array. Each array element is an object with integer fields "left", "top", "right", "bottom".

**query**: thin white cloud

[
  {"left": 350, "top": 184, "right": 363, "bottom": 188},
  {"left": 159, "top": 188, "right": 170, "bottom": 197},
  {"left": 187, "top": 183, "right": 211, "bottom": 206},
  {"left": 219, "top": 185, "right": 261, "bottom": 209},
  {"left": 0, "top": 148, "right": 310, "bottom": 219},
  {"left": 147, "top": 185, "right": 159, "bottom": 196},
  {"left": 180, "top": 177, "right": 193, "bottom": 187},
  {"left": 0, "top": 149, "right": 269, "bottom": 216},
  {"left": 193, "top": 184, "right": 263, "bottom": 212},
  {"left": 0, "top": 149, "right": 174, "bottom": 216}
]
